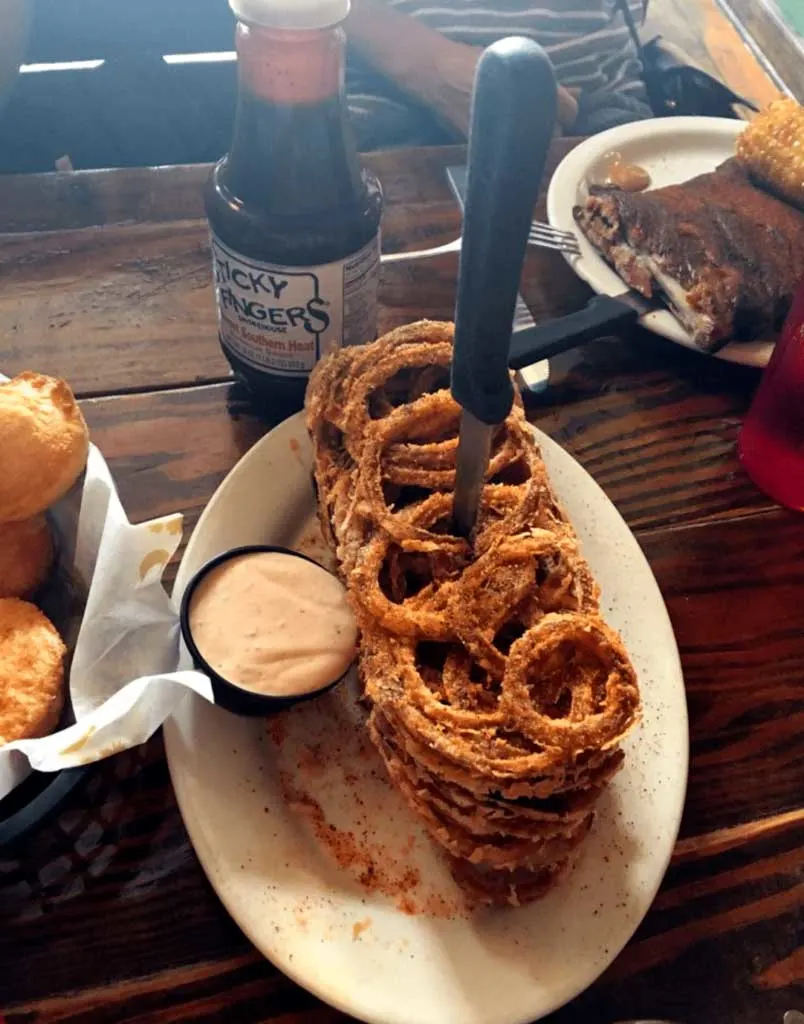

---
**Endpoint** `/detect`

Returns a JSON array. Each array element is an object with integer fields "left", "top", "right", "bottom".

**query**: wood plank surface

[
  {"left": 74, "top": 359, "right": 768, "bottom": 554},
  {"left": 0, "top": 143, "right": 589, "bottom": 396},
  {"left": 1, "top": 143, "right": 802, "bottom": 1024},
  {"left": 1, "top": 585, "right": 801, "bottom": 1023},
  {"left": 0, "top": 146, "right": 468, "bottom": 234},
  {"left": 3, "top": 386, "right": 800, "bottom": 1022},
  {"left": 0, "top": 233, "right": 592, "bottom": 396},
  {"left": 74, "top": 387, "right": 804, "bottom": 839},
  {"left": 3, "top": 812, "right": 802, "bottom": 1024}
]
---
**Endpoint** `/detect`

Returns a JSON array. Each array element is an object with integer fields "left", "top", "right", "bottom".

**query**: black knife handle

[
  {"left": 508, "top": 294, "right": 640, "bottom": 369},
  {"left": 451, "top": 38, "right": 557, "bottom": 425}
]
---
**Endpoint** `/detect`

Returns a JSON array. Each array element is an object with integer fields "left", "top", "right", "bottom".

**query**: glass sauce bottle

[{"left": 205, "top": 0, "right": 383, "bottom": 421}]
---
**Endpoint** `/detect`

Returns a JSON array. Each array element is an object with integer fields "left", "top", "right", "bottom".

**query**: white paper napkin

[{"left": 0, "top": 374, "right": 214, "bottom": 800}]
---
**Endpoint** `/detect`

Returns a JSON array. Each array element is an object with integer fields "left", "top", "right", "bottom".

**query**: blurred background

[
  {"left": 0, "top": 0, "right": 239, "bottom": 172},
  {"left": 0, "top": 0, "right": 800, "bottom": 174}
]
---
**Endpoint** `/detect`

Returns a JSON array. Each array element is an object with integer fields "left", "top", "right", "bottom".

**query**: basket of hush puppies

[
  {"left": 0, "top": 368, "right": 217, "bottom": 847},
  {"left": 0, "top": 372, "right": 91, "bottom": 842}
]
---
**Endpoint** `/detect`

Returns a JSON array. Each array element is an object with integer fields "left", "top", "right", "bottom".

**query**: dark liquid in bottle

[{"left": 205, "top": 23, "right": 382, "bottom": 423}]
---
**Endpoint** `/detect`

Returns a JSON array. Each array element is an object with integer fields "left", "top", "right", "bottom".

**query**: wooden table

[{"left": 0, "top": 141, "right": 802, "bottom": 1024}]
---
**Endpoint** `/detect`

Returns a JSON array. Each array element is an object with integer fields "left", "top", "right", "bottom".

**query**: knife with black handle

[
  {"left": 448, "top": 165, "right": 651, "bottom": 379},
  {"left": 508, "top": 289, "right": 651, "bottom": 368},
  {"left": 446, "top": 164, "right": 549, "bottom": 393},
  {"left": 451, "top": 37, "right": 558, "bottom": 537}
]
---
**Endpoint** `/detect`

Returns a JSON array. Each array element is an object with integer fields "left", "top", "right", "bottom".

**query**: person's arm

[
  {"left": 572, "top": 54, "right": 652, "bottom": 133},
  {"left": 572, "top": 3, "right": 653, "bottom": 134},
  {"left": 346, "top": 0, "right": 579, "bottom": 137}
]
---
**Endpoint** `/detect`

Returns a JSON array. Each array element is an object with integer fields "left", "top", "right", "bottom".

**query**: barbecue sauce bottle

[{"left": 205, "top": 0, "right": 383, "bottom": 420}]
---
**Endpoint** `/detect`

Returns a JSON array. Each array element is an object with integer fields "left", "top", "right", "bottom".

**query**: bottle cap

[{"left": 230, "top": 0, "right": 349, "bottom": 30}]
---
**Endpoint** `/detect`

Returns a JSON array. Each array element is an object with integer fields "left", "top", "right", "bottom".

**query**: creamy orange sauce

[
  {"left": 601, "top": 151, "right": 652, "bottom": 192},
  {"left": 188, "top": 551, "right": 356, "bottom": 697}
]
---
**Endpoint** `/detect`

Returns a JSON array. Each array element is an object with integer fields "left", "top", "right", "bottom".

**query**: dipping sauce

[
  {"left": 188, "top": 551, "right": 357, "bottom": 697},
  {"left": 601, "top": 152, "right": 652, "bottom": 193}
]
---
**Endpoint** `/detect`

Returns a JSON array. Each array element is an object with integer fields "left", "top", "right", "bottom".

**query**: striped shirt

[{"left": 347, "top": 0, "right": 650, "bottom": 148}]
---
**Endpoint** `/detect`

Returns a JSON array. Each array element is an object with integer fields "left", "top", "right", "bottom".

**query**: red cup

[{"left": 739, "top": 278, "right": 804, "bottom": 510}]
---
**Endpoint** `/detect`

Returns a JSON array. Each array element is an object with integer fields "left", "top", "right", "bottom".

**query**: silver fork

[
  {"left": 380, "top": 220, "right": 580, "bottom": 263},
  {"left": 529, "top": 220, "right": 582, "bottom": 254}
]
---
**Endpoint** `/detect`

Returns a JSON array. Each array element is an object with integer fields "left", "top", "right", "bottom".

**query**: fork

[
  {"left": 528, "top": 221, "right": 581, "bottom": 254},
  {"left": 380, "top": 220, "right": 580, "bottom": 263}
]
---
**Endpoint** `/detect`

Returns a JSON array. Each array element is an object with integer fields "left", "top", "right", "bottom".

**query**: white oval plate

[
  {"left": 547, "top": 116, "right": 774, "bottom": 368},
  {"left": 164, "top": 412, "right": 688, "bottom": 1024}
]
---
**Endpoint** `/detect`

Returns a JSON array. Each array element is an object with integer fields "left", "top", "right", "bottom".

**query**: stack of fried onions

[{"left": 306, "top": 321, "right": 640, "bottom": 905}]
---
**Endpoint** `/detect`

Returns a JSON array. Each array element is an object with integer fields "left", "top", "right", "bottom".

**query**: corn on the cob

[{"left": 737, "top": 98, "right": 804, "bottom": 210}]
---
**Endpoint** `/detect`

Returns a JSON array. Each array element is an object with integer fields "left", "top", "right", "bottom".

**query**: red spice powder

[
  {"left": 266, "top": 716, "right": 288, "bottom": 746},
  {"left": 398, "top": 895, "right": 417, "bottom": 915},
  {"left": 420, "top": 891, "right": 460, "bottom": 919},
  {"left": 296, "top": 744, "right": 326, "bottom": 779},
  {"left": 270, "top": 693, "right": 467, "bottom": 920},
  {"left": 280, "top": 771, "right": 434, "bottom": 913}
]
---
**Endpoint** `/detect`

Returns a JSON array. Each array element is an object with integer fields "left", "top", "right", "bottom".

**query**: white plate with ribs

[
  {"left": 547, "top": 116, "right": 775, "bottom": 368},
  {"left": 164, "top": 411, "right": 688, "bottom": 1024}
]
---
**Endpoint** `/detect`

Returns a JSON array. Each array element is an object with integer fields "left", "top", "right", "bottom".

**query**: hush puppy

[
  {"left": 0, "top": 515, "right": 55, "bottom": 598},
  {"left": 0, "top": 598, "right": 66, "bottom": 745},
  {"left": 0, "top": 372, "right": 89, "bottom": 523}
]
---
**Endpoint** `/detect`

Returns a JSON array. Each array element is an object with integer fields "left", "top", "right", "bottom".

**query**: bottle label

[{"left": 210, "top": 234, "right": 380, "bottom": 378}]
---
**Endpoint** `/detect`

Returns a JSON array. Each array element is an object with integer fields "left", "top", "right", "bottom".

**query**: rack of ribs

[{"left": 573, "top": 158, "right": 804, "bottom": 351}]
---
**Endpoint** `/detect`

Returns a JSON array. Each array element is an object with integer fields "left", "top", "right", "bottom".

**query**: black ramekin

[{"left": 179, "top": 544, "right": 353, "bottom": 717}]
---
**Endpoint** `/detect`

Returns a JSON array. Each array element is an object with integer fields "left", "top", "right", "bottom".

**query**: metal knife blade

[
  {"left": 446, "top": 164, "right": 549, "bottom": 395},
  {"left": 453, "top": 411, "right": 493, "bottom": 538}
]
